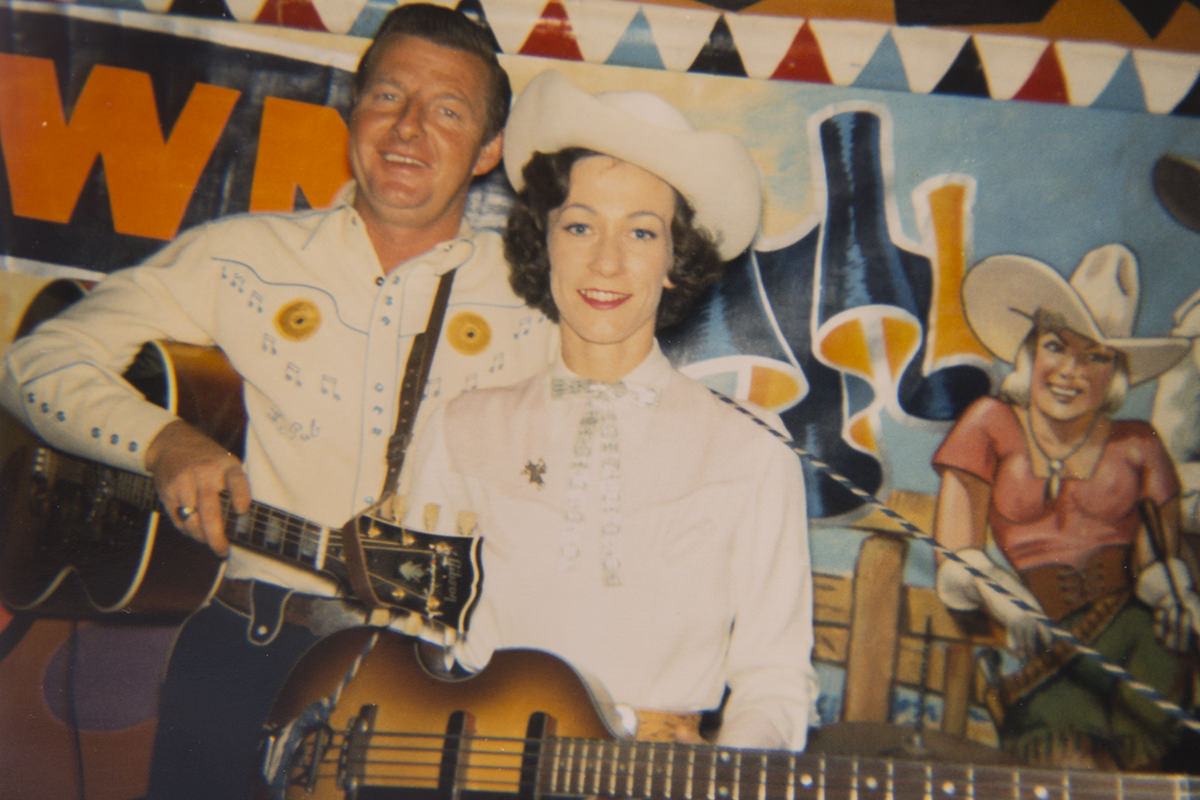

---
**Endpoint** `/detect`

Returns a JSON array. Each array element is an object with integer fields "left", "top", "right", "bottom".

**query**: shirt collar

[
  {"left": 339, "top": 181, "right": 478, "bottom": 271},
  {"left": 549, "top": 340, "right": 672, "bottom": 404}
]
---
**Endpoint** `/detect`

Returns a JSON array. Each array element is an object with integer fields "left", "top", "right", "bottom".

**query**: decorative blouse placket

[{"left": 552, "top": 376, "right": 661, "bottom": 586}]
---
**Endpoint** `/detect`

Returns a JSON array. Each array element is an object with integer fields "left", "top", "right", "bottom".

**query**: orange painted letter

[
  {"left": 0, "top": 54, "right": 239, "bottom": 240},
  {"left": 250, "top": 97, "right": 350, "bottom": 212}
]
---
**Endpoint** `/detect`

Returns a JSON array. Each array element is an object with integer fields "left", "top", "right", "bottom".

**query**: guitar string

[
  {"left": 47, "top": 449, "right": 445, "bottom": 559},
  {"left": 311, "top": 730, "right": 1187, "bottom": 789},
  {"left": 297, "top": 733, "right": 1198, "bottom": 797},
  {"left": 706, "top": 390, "right": 1200, "bottom": 737}
]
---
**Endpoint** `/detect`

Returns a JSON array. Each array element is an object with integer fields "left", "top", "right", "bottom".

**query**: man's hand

[{"left": 145, "top": 419, "right": 250, "bottom": 557}]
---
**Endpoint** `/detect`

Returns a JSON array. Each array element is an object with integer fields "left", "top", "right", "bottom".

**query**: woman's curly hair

[{"left": 504, "top": 148, "right": 726, "bottom": 330}]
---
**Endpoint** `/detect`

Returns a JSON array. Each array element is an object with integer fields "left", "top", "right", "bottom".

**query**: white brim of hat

[
  {"left": 962, "top": 254, "right": 1189, "bottom": 386},
  {"left": 503, "top": 70, "right": 762, "bottom": 261}
]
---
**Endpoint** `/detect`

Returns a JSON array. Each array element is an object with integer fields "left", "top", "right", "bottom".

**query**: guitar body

[
  {"left": 0, "top": 443, "right": 221, "bottom": 615},
  {"left": 262, "top": 628, "right": 616, "bottom": 800},
  {"left": 0, "top": 282, "right": 240, "bottom": 616}
]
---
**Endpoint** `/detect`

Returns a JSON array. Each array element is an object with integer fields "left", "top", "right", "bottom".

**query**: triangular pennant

[
  {"left": 770, "top": 21, "right": 831, "bottom": 84},
  {"left": 1012, "top": 45, "right": 1069, "bottom": 104},
  {"left": 479, "top": 0, "right": 548, "bottom": 56},
  {"left": 1117, "top": 0, "right": 1185, "bottom": 37},
  {"left": 973, "top": 33, "right": 1048, "bottom": 100},
  {"left": 640, "top": 4, "right": 719, "bottom": 73},
  {"left": 518, "top": 1, "right": 583, "bottom": 61},
  {"left": 255, "top": 0, "right": 326, "bottom": 31},
  {"left": 311, "top": 0, "right": 364, "bottom": 34},
  {"left": 1092, "top": 52, "right": 1149, "bottom": 111},
  {"left": 606, "top": 8, "right": 665, "bottom": 71},
  {"left": 1056, "top": 40, "right": 1129, "bottom": 107},
  {"left": 808, "top": 19, "right": 889, "bottom": 86},
  {"left": 725, "top": 12, "right": 805, "bottom": 79},
  {"left": 1133, "top": 48, "right": 1200, "bottom": 113},
  {"left": 932, "top": 38, "right": 991, "bottom": 98},
  {"left": 559, "top": 0, "right": 640, "bottom": 63},
  {"left": 1172, "top": 71, "right": 1200, "bottom": 115},
  {"left": 890, "top": 27, "right": 971, "bottom": 94},
  {"left": 688, "top": 15, "right": 747, "bottom": 77},
  {"left": 853, "top": 31, "right": 913, "bottom": 93}
]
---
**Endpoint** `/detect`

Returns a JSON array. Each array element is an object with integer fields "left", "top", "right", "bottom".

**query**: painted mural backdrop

[{"left": 2, "top": 0, "right": 1200, "bottom": 796}]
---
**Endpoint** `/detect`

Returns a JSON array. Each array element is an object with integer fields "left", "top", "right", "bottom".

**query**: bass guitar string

[{"left": 302, "top": 730, "right": 1199, "bottom": 797}]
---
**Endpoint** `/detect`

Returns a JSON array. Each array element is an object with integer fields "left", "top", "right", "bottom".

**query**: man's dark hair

[
  {"left": 354, "top": 3, "right": 511, "bottom": 143},
  {"left": 504, "top": 148, "right": 724, "bottom": 330}
]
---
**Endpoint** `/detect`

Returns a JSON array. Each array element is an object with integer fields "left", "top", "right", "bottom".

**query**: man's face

[{"left": 349, "top": 35, "right": 502, "bottom": 240}]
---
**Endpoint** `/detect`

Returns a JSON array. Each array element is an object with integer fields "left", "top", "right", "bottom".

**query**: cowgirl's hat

[
  {"left": 503, "top": 69, "right": 761, "bottom": 261},
  {"left": 962, "top": 243, "right": 1189, "bottom": 386}
]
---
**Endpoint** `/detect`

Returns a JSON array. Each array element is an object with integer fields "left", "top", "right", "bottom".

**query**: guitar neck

[
  {"left": 525, "top": 739, "right": 1197, "bottom": 800},
  {"left": 221, "top": 497, "right": 337, "bottom": 575},
  {"left": 47, "top": 448, "right": 338, "bottom": 574},
  {"left": 321, "top": 705, "right": 1200, "bottom": 800}
]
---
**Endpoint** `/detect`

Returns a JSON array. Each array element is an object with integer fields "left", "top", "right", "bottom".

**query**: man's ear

[{"left": 473, "top": 132, "right": 504, "bottom": 177}]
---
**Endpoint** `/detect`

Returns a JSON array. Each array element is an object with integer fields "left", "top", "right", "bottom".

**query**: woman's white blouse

[{"left": 403, "top": 343, "right": 817, "bottom": 750}]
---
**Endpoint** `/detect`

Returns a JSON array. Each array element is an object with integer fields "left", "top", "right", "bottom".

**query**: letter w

[{"left": 0, "top": 53, "right": 239, "bottom": 241}]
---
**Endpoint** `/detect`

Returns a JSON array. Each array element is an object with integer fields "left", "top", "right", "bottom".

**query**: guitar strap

[{"left": 341, "top": 268, "right": 458, "bottom": 613}]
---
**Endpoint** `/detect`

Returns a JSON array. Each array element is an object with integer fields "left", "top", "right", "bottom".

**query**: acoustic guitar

[
  {"left": 0, "top": 280, "right": 481, "bottom": 630},
  {"left": 260, "top": 628, "right": 1200, "bottom": 800}
]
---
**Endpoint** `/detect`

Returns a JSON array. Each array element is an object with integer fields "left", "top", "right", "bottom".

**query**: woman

[
  {"left": 932, "top": 244, "right": 1198, "bottom": 769},
  {"left": 401, "top": 70, "right": 816, "bottom": 750}
]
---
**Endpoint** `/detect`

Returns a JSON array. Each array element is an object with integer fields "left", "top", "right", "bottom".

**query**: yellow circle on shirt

[
  {"left": 275, "top": 299, "right": 321, "bottom": 341},
  {"left": 446, "top": 311, "right": 491, "bottom": 355}
]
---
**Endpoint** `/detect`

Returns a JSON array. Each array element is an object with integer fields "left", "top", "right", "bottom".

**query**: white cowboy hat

[
  {"left": 962, "top": 243, "right": 1189, "bottom": 386},
  {"left": 503, "top": 69, "right": 762, "bottom": 261}
]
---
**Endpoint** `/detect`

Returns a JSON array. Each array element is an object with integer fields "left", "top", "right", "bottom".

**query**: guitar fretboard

[{"left": 40, "top": 446, "right": 335, "bottom": 572}]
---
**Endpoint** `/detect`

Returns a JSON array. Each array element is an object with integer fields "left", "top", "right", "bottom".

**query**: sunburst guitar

[{"left": 259, "top": 628, "right": 1200, "bottom": 800}]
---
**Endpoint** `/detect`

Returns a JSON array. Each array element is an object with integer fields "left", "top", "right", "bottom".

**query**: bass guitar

[
  {"left": 0, "top": 281, "right": 481, "bottom": 629},
  {"left": 260, "top": 629, "right": 1200, "bottom": 800}
]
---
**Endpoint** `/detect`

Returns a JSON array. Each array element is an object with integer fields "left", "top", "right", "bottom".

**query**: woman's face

[
  {"left": 1029, "top": 327, "right": 1117, "bottom": 422},
  {"left": 548, "top": 154, "right": 676, "bottom": 376}
]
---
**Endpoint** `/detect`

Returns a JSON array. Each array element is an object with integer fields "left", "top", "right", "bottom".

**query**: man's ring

[{"left": 177, "top": 505, "right": 197, "bottom": 521}]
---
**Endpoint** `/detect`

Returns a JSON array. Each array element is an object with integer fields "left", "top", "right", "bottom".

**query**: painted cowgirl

[
  {"left": 402, "top": 70, "right": 817, "bottom": 751},
  {"left": 932, "top": 244, "right": 1197, "bottom": 769}
]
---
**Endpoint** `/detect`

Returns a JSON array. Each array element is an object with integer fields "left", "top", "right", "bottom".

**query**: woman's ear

[{"left": 662, "top": 276, "right": 677, "bottom": 290}]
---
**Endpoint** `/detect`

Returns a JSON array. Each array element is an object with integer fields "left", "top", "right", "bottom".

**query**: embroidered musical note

[
  {"left": 262, "top": 333, "right": 277, "bottom": 355},
  {"left": 285, "top": 362, "right": 302, "bottom": 387},
  {"left": 249, "top": 291, "right": 263, "bottom": 313},
  {"left": 489, "top": 352, "right": 505, "bottom": 374},
  {"left": 320, "top": 375, "right": 341, "bottom": 400}
]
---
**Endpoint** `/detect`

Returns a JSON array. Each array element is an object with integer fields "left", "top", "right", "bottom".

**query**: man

[{"left": 0, "top": 4, "right": 555, "bottom": 796}]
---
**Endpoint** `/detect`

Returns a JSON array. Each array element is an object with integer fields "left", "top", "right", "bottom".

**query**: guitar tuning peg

[
  {"left": 456, "top": 511, "right": 477, "bottom": 537},
  {"left": 390, "top": 494, "right": 407, "bottom": 523},
  {"left": 423, "top": 503, "right": 440, "bottom": 532}
]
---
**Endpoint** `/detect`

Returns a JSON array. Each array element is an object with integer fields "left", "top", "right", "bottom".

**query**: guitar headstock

[{"left": 348, "top": 516, "right": 483, "bottom": 635}]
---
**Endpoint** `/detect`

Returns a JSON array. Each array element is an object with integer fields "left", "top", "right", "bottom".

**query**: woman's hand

[
  {"left": 937, "top": 548, "right": 1055, "bottom": 658},
  {"left": 1136, "top": 558, "right": 1200, "bottom": 652},
  {"left": 145, "top": 419, "right": 251, "bottom": 557}
]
